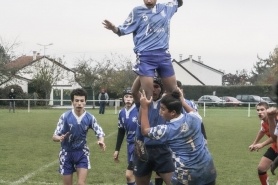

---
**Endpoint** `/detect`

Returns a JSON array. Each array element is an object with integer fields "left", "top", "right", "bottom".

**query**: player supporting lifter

[
  {"left": 113, "top": 88, "right": 153, "bottom": 185},
  {"left": 103, "top": 0, "right": 183, "bottom": 99}
]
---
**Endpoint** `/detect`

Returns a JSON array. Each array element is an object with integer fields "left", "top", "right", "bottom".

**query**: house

[
  {"left": 1, "top": 52, "right": 81, "bottom": 105},
  {"left": 172, "top": 55, "right": 224, "bottom": 86}
]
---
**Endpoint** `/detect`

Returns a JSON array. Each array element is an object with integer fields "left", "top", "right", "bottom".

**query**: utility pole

[{"left": 37, "top": 43, "right": 53, "bottom": 56}]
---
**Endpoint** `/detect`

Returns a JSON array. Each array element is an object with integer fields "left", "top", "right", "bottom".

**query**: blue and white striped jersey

[
  {"left": 118, "top": 0, "right": 180, "bottom": 53},
  {"left": 53, "top": 110, "right": 105, "bottom": 152},
  {"left": 148, "top": 113, "right": 210, "bottom": 168},
  {"left": 118, "top": 104, "right": 138, "bottom": 144}
]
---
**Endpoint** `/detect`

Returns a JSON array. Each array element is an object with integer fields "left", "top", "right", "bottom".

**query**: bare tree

[
  {"left": 251, "top": 46, "right": 278, "bottom": 85},
  {"left": 74, "top": 53, "right": 137, "bottom": 107},
  {"left": 0, "top": 37, "right": 21, "bottom": 86}
]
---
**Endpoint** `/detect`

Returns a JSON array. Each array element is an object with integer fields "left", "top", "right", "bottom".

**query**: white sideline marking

[{"left": 10, "top": 131, "right": 117, "bottom": 185}]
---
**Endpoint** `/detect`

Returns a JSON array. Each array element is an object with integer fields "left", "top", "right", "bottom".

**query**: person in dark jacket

[{"left": 8, "top": 88, "right": 16, "bottom": 113}]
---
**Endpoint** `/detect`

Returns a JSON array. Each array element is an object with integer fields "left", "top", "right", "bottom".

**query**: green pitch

[{"left": 0, "top": 107, "right": 277, "bottom": 184}]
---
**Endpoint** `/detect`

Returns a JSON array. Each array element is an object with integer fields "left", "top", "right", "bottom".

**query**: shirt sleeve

[
  {"left": 118, "top": 8, "right": 140, "bottom": 36},
  {"left": 53, "top": 113, "right": 65, "bottom": 136},
  {"left": 91, "top": 116, "right": 105, "bottom": 138},
  {"left": 275, "top": 119, "right": 278, "bottom": 136},
  {"left": 147, "top": 125, "right": 167, "bottom": 140}
]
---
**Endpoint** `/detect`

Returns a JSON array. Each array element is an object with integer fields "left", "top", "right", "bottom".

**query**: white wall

[{"left": 174, "top": 60, "right": 223, "bottom": 86}]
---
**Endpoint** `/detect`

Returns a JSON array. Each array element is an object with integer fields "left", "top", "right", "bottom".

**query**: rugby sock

[
  {"left": 155, "top": 178, "right": 163, "bottom": 185},
  {"left": 258, "top": 172, "right": 269, "bottom": 185},
  {"left": 127, "top": 182, "right": 135, "bottom": 185}
]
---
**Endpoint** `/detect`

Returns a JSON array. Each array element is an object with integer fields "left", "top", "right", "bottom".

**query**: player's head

[
  {"left": 122, "top": 87, "right": 134, "bottom": 108},
  {"left": 153, "top": 76, "right": 164, "bottom": 101},
  {"left": 160, "top": 90, "right": 182, "bottom": 121},
  {"left": 101, "top": 88, "right": 105, "bottom": 93},
  {"left": 70, "top": 88, "right": 87, "bottom": 113},
  {"left": 143, "top": 0, "right": 157, "bottom": 9},
  {"left": 11, "top": 88, "right": 14, "bottom": 92},
  {"left": 256, "top": 102, "right": 269, "bottom": 121},
  {"left": 71, "top": 88, "right": 88, "bottom": 101}
]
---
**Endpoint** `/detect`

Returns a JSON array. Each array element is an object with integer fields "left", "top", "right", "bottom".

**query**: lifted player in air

[{"left": 103, "top": 0, "right": 183, "bottom": 99}]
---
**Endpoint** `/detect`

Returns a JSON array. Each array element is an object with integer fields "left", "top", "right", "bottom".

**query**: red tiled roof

[{"left": 4, "top": 56, "right": 43, "bottom": 70}]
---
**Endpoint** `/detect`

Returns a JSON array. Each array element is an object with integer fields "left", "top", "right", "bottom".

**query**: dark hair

[
  {"left": 257, "top": 102, "right": 269, "bottom": 109},
  {"left": 153, "top": 76, "right": 164, "bottom": 98},
  {"left": 70, "top": 88, "right": 88, "bottom": 101},
  {"left": 161, "top": 90, "right": 182, "bottom": 114},
  {"left": 177, "top": 80, "right": 182, "bottom": 88}
]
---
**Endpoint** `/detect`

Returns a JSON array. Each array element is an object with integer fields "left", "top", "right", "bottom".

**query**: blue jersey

[
  {"left": 147, "top": 113, "right": 216, "bottom": 184},
  {"left": 136, "top": 99, "right": 166, "bottom": 145},
  {"left": 118, "top": 0, "right": 179, "bottom": 53},
  {"left": 118, "top": 104, "right": 138, "bottom": 144},
  {"left": 53, "top": 110, "right": 105, "bottom": 152}
]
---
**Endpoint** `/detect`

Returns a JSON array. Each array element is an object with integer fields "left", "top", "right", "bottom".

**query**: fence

[
  {"left": 0, "top": 99, "right": 122, "bottom": 114},
  {"left": 1, "top": 99, "right": 276, "bottom": 117}
]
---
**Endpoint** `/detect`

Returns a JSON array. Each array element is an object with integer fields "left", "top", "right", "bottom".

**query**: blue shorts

[
  {"left": 127, "top": 143, "right": 135, "bottom": 163},
  {"left": 58, "top": 147, "right": 91, "bottom": 175},
  {"left": 132, "top": 49, "right": 175, "bottom": 78},
  {"left": 133, "top": 144, "right": 175, "bottom": 176}
]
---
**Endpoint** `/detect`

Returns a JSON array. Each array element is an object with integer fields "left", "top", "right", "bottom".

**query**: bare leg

[
  {"left": 62, "top": 174, "right": 73, "bottom": 185},
  {"left": 161, "top": 75, "right": 177, "bottom": 94},
  {"left": 126, "top": 169, "right": 135, "bottom": 183},
  {"left": 135, "top": 172, "right": 152, "bottom": 185},
  {"left": 76, "top": 168, "right": 88, "bottom": 185},
  {"left": 139, "top": 76, "right": 154, "bottom": 99},
  {"left": 158, "top": 172, "right": 173, "bottom": 185}
]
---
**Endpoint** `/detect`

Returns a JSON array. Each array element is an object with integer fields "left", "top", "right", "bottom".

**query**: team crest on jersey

[
  {"left": 142, "top": 14, "right": 148, "bottom": 21},
  {"left": 132, "top": 116, "right": 138, "bottom": 123},
  {"left": 160, "top": 10, "right": 166, "bottom": 17},
  {"left": 180, "top": 122, "right": 189, "bottom": 133}
]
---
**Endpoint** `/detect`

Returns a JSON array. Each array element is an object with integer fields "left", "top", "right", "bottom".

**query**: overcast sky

[{"left": 1, "top": 0, "right": 278, "bottom": 74}]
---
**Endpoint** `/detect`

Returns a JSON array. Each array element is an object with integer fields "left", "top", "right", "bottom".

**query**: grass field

[{"left": 0, "top": 106, "right": 277, "bottom": 185}]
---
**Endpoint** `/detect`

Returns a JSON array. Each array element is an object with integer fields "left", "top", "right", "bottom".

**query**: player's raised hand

[
  {"left": 140, "top": 90, "right": 153, "bottom": 109},
  {"left": 98, "top": 141, "right": 106, "bottom": 151},
  {"left": 102, "top": 20, "right": 118, "bottom": 33},
  {"left": 60, "top": 132, "right": 69, "bottom": 142}
]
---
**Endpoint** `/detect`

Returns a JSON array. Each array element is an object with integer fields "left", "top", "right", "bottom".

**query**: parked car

[
  {"left": 261, "top": 97, "right": 276, "bottom": 107},
  {"left": 236, "top": 95, "right": 266, "bottom": 106},
  {"left": 198, "top": 95, "right": 226, "bottom": 106},
  {"left": 221, "top": 96, "right": 242, "bottom": 107}
]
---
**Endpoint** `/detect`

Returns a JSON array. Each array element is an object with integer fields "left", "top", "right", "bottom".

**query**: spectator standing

[
  {"left": 8, "top": 88, "right": 16, "bottom": 113},
  {"left": 98, "top": 88, "right": 109, "bottom": 114}
]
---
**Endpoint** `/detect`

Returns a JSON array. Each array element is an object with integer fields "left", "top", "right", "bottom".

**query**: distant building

[
  {"left": 173, "top": 55, "right": 224, "bottom": 86},
  {"left": 1, "top": 52, "right": 81, "bottom": 105}
]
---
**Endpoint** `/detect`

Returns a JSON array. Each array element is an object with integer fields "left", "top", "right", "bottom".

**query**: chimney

[
  {"left": 198, "top": 56, "right": 203, "bottom": 63},
  {"left": 179, "top": 54, "right": 182, "bottom": 61},
  {"left": 37, "top": 53, "right": 40, "bottom": 56},
  {"left": 33, "top": 51, "right": 37, "bottom": 60},
  {"left": 189, "top": 55, "right": 193, "bottom": 62},
  {"left": 198, "top": 56, "right": 201, "bottom": 62}
]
